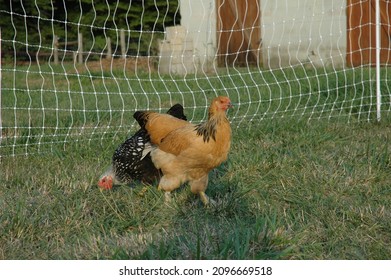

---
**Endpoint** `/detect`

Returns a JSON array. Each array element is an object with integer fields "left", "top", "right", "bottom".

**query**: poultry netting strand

[{"left": 0, "top": 0, "right": 390, "bottom": 157}]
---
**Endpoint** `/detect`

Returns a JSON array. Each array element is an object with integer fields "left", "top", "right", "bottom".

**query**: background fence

[{"left": 0, "top": 0, "right": 390, "bottom": 157}]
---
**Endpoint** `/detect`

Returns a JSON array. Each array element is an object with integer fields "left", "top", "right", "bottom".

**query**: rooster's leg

[
  {"left": 164, "top": 191, "right": 172, "bottom": 203},
  {"left": 189, "top": 174, "right": 214, "bottom": 206},
  {"left": 157, "top": 175, "right": 181, "bottom": 203},
  {"left": 198, "top": 192, "right": 210, "bottom": 205}
]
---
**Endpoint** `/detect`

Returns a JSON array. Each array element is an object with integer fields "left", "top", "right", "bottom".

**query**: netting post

[
  {"left": 77, "top": 32, "right": 83, "bottom": 64},
  {"left": 375, "top": 0, "right": 381, "bottom": 122},
  {"left": 120, "top": 29, "right": 126, "bottom": 58},
  {"left": 106, "top": 37, "right": 112, "bottom": 59},
  {"left": 53, "top": 35, "right": 59, "bottom": 65}
]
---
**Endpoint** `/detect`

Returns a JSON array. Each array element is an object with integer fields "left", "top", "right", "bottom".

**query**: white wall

[
  {"left": 179, "top": 0, "right": 346, "bottom": 69},
  {"left": 180, "top": 0, "right": 216, "bottom": 72},
  {"left": 261, "top": 0, "right": 346, "bottom": 68}
]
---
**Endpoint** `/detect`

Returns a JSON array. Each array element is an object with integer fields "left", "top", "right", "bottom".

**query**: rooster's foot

[{"left": 199, "top": 192, "right": 216, "bottom": 207}]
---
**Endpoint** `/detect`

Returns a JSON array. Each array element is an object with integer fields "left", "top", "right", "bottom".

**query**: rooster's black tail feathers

[{"left": 133, "top": 104, "right": 187, "bottom": 128}]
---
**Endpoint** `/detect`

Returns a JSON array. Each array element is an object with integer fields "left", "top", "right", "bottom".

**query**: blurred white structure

[
  {"left": 158, "top": 26, "right": 195, "bottom": 75},
  {"left": 261, "top": 0, "right": 346, "bottom": 68},
  {"left": 175, "top": 0, "right": 346, "bottom": 70}
]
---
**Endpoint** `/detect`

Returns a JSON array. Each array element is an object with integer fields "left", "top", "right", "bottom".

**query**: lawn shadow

[{"left": 108, "top": 167, "right": 292, "bottom": 260}]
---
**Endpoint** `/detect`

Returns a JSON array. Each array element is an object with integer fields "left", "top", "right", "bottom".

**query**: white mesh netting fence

[{"left": 0, "top": 0, "right": 390, "bottom": 157}]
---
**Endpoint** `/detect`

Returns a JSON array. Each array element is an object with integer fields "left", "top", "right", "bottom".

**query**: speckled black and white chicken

[{"left": 98, "top": 104, "right": 187, "bottom": 189}]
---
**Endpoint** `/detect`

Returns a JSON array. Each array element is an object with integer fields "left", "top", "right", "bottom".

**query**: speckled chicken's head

[{"left": 98, "top": 175, "right": 114, "bottom": 190}]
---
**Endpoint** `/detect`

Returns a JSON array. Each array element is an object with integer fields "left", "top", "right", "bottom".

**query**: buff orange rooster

[{"left": 133, "top": 96, "right": 232, "bottom": 205}]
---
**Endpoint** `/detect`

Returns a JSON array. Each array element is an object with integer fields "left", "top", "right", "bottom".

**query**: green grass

[
  {"left": 1, "top": 63, "right": 391, "bottom": 259},
  {"left": 1, "top": 118, "right": 390, "bottom": 259}
]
